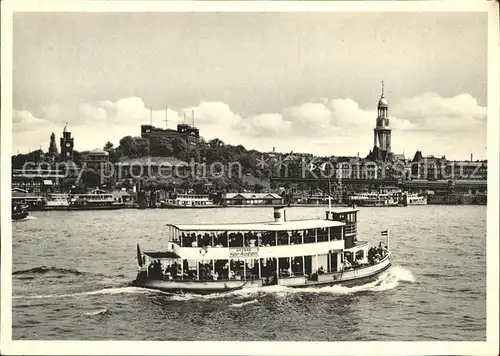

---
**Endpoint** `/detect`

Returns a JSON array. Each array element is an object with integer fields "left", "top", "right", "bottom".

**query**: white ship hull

[
  {"left": 133, "top": 256, "right": 391, "bottom": 294},
  {"left": 160, "top": 202, "right": 219, "bottom": 209}
]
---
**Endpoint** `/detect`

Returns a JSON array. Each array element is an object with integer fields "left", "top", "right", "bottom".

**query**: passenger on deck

[
  {"left": 377, "top": 243, "right": 384, "bottom": 257},
  {"left": 318, "top": 266, "right": 325, "bottom": 275},
  {"left": 343, "top": 259, "right": 352, "bottom": 269},
  {"left": 368, "top": 247, "right": 375, "bottom": 261}
]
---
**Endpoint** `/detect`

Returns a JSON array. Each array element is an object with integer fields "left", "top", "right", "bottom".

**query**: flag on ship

[{"left": 381, "top": 230, "right": 389, "bottom": 236}]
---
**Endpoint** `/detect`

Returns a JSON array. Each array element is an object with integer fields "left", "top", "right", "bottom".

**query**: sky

[{"left": 12, "top": 11, "right": 488, "bottom": 160}]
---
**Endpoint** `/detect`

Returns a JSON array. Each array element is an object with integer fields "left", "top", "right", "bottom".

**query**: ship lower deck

[{"left": 133, "top": 256, "right": 391, "bottom": 294}]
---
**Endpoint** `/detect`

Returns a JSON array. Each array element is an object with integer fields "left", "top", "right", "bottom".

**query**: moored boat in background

[
  {"left": 12, "top": 203, "right": 29, "bottom": 221},
  {"left": 70, "top": 189, "right": 125, "bottom": 210},
  {"left": 348, "top": 192, "right": 399, "bottom": 207},
  {"left": 403, "top": 192, "right": 428, "bottom": 206},
  {"left": 159, "top": 194, "right": 219, "bottom": 209},
  {"left": 44, "top": 193, "right": 71, "bottom": 211}
]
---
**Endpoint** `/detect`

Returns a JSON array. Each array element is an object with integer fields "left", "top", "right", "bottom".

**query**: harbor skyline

[
  {"left": 12, "top": 11, "right": 487, "bottom": 160},
  {"left": 3, "top": 1, "right": 498, "bottom": 355}
]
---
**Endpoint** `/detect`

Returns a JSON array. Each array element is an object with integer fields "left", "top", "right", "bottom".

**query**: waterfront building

[
  {"left": 223, "top": 192, "right": 283, "bottom": 206},
  {"left": 445, "top": 160, "right": 487, "bottom": 180},
  {"left": 12, "top": 168, "right": 66, "bottom": 194},
  {"left": 82, "top": 149, "right": 109, "bottom": 170},
  {"left": 82, "top": 149, "right": 112, "bottom": 183},
  {"left": 141, "top": 123, "right": 200, "bottom": 148},
  {"left": 410, "top": 151, "right": 487, "bottom": 181}
]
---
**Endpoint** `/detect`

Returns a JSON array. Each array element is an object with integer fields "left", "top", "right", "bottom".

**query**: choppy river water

[{"left": 11, "top": 205, "right": 486, "bottom": 340}]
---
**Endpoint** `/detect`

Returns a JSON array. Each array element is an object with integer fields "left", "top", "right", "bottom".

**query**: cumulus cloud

[
  {"left": 249, "top": 113, "right": 293, "bottom": 137},
  {"left": 391, "top": 92, "right": 486, "bottom": 132},
  {"left": 12, "top": 92, "right": 487, "bottom": 160},
  {"left": 12, "top": 110, "right": 50, "bottom": 132},
  {"left": 285, "top": 102, "right": 332, "bottom": 135}
]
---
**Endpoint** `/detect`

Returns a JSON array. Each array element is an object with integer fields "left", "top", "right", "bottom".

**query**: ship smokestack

[
  {"left": 470, "top": 153, "right": 473, "bottom": 161},
  {"left": 273, "top": 206, "right": 286, "bottom": 223}
]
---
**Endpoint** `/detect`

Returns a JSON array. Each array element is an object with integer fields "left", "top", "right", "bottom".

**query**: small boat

[
  {"left": 348, "top": 192, "right": 398, "bottom": 207},
  {"left": 159, "top": 194, "right": 219, "bottom": 209},
  {"left": 12, "top": 203, "right": 29, "bottom": 220},
  {"left": 402, "top": 192, "right": 428, "bottom": 206},
  {"left": 133, "top": 204, "right": 392, "bottom": 294}
]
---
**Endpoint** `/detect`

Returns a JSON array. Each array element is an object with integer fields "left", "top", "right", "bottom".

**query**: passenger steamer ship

[
  {"left": 71, "top": 190, "right": 125, "bottom": 210},
  {"left": 134, "top": 204, "right": 391, "bottom": 293}
]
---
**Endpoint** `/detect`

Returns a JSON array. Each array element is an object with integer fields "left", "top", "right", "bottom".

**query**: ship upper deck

[
  {"left": 326, "top": 207, "right": 359, "bottom": 214},
  {"left": 168, "top": 218, "right": 344, "bottom": 232}
]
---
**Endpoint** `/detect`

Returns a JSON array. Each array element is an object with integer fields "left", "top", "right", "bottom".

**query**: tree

[
  {"left": 148, "top": 181, "right": 159, "bottom": 192},
  {"left": 209, "top": 138, "right": 225, "bottom": 149},
  {"left": 157, "top": 180, "right": 171, "bottom": 191},
  {"left": 192, "top": 181, "right": 205, "bottom": 194},
  {"left": 253, "top": 183, "right": 265, "bottom": 193},
  {"left": 73, "top": 150, "right": 84, "bottom": 168},
  {"left": 11, "top": 149, "right": 45, "bottom": 169},
  {"left": 118, "top": 136, "right": 150, "bottom": 158},
  {"left": 108, "top": 148, "right": 122, "bottom": 164},
  {"left": 172, "top": 138, "right": 188, "bottom": 161},
  {"left": 80, "top": 168, "right": 100, "bottom": 188},
  {"left": 60, "top": 177, "right": 77, "bottom": 192},
  {"left": 149, "top": 136, "right": 174, "bottom": 157},
  {"left": 180, "top": 178, "right": 193, "bottom": 191},
  {"left": 185, "top": 148, "right": 201, "bottom": 163}
]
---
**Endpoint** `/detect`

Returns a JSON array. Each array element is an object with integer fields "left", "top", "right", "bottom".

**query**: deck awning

[
  {"left": 168, "top": 219, "right": 345, "bottom": 232},
  {"left": 144, "top": 251, "right": 180, "bottom": 259}
]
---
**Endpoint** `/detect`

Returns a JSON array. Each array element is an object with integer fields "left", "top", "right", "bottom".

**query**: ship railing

[{"left": 172, "top": 234, "right": 344, "bottom": 247}]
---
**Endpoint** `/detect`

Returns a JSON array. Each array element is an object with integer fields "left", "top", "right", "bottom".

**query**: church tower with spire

[
  {"left": 60, "top": 122, "right": 74, "bottom": 161},
  {"left": 48, "top": 132, "right": 58, "bottom": 154},
  {"left": 371, "top": 81, "right": 392, "bottom": 161}
]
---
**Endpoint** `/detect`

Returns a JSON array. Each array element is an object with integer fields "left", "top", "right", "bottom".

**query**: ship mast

[{"left": 328, "top": 170, "right": 332, "bottom": 214}]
